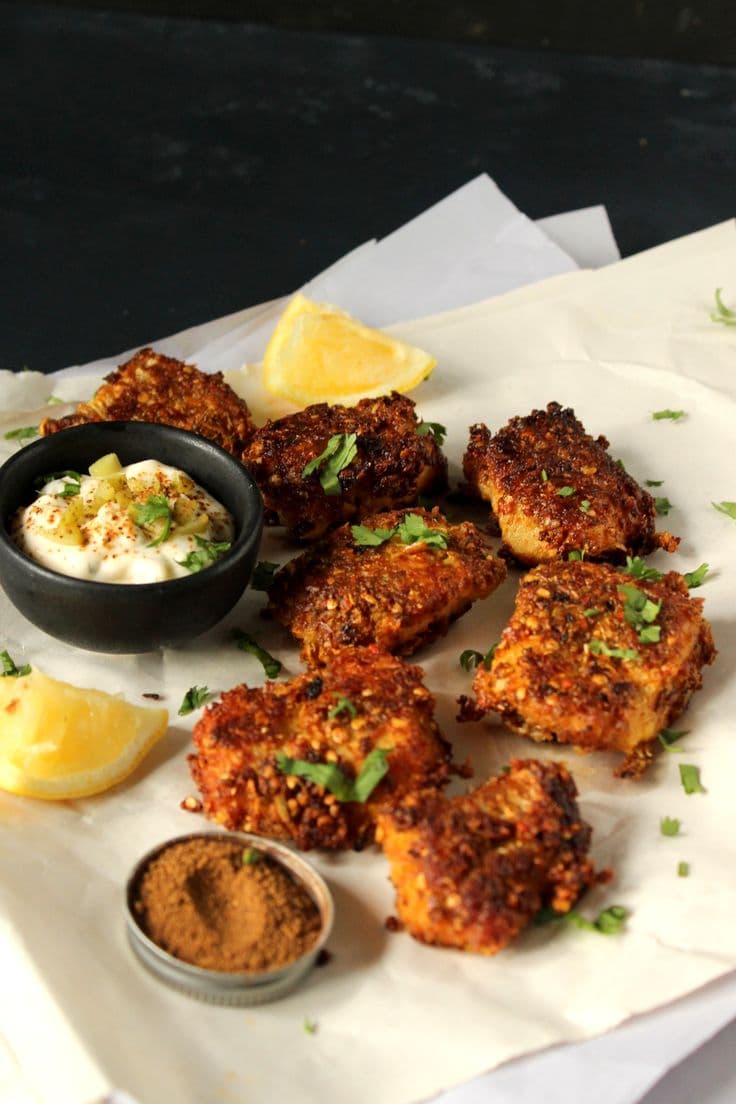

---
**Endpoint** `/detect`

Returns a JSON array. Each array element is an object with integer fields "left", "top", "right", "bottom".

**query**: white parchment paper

[{"left": 1, "top": 212, "right": 735, "bottom": 1104}]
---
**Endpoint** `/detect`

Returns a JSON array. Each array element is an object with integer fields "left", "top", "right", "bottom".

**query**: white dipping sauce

[{"left": 12, "top": 460, "right": 234, "bottom": 584}]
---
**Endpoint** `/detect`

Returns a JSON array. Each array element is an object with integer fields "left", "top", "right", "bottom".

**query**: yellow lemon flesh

[
  {"left": 0, "top": 668, "right": 168, "bottom": 800},
  {"left": 262, "top": 293, "right": 436, "bottom": 406}
]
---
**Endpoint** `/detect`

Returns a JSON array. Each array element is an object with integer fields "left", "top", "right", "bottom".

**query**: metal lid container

[{"left": 125, "top": 831, "right": 334, "bottom": 1006}]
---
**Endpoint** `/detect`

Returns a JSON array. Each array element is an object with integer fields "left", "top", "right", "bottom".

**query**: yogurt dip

[{"left": 11, "top": 458, "right": 234, "bottom": 584}]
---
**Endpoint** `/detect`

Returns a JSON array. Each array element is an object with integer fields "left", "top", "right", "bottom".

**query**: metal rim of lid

[{"left": 125, "top": 830, "right": 334, "bottom": 1006}]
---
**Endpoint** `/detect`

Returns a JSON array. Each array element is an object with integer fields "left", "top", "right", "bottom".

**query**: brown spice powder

[{"left": 133, "top": 837, "right": 322, "bottom": 973}]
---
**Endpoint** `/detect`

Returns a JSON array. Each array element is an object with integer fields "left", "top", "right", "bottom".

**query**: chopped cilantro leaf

[
  {"left": 1, "top": 650, "right": 31, "bottom": 677},
  {"left": 567, "top": 549, "right": 585, "bottom": 561},
  {"left": 177, "top": 536, "right": 232, "bottom": 573},
  {"left": 679, "top": 763, "right": 706, "bottom": 794},
  {"left": 557, "top": 486, "right": 576, "bottom": 497},
  {"left": 655, "top": 496, "right": 673, "bottom": 516},
  {"left": 615, "top": 458, "right": 626, "bottom": 471},
  {"left": 251, "top": 561, "right": 279, "bottom": 590},
  {"left": 678, "top": 861, "right": 690, "bottom": 877},
  {"left": 178, "top": 685, "right": 215, "bottom": 716},
  {"left": 396, "top": 513, "right": 448, "bottom": 549},
  {"left": 275, "top": 746, "right": 390, "bottom": 802},
  {"left": 617, "top": 583, "right": 662, "bottom": 643},
  {"left": 660, "top": 816, "right": 681, "bottom": 837},
  {"left": 582, "top": 607, "right": 601, "bottom": 618},
  {"left": 133, "top": 495, "right": 172, "bottom": 546},
  {"left": 415, "top": 421, "right": 447, "bottom": 446},
  {"left": 541, "top": 469, "right": 548, "bottom": 482},
  {"left": 242, "top": 848, "right": 263, "bottom": 865},
  {"left": 711, "top": 288, "right": 736, "bottom": 326},
  {"left": 351, "top": 523, "right": 397, "bottom": 547},
  {"left": 659, "top": 728, "right": 688, "bottom": 752},
  {"left": 3, "top": 425, "right": 39, "bottom": 441},
  {"left": 645, "top": 479, "right": 664, "bottom": 487},
  {"left": 233, "top": 630, "right": 282, "bottom": 679},
  {"left": 327, "top": 694, "right": 357, "bottom": 721},
  {"left": 301, "top": 433, "right": 358, "bottom": 496},
  {"left": 683, "top": 563, "right": 709, "bottom": 588},
  {"left": 579, "top": 499, "right": 591, "bottom": 513},
  {"left": 460, "top": 645, "right": 496, "bottom": 672},
  {"left": 652, "top": 409, "right": 685, "bottom": 421},
  {"left": 713, "top": 501, "right": 736, "bottom": 521},
  {"left": 620, "top": 556, "right": 663, "bottom": 582},
  {"left": 303, "top": 1018, "right": 318, "bottom": 1035}
]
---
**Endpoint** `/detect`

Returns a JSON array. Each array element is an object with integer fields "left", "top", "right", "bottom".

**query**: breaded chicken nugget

[
  {"left": 465, "top": 560, "right": 716, "bottom": 777},
  {"left": 376, "top": 758, "right": 599, "bottom": 954},
  {"left": 462, "top": 402, "right": 678, "bottom": 565},
  {"left": 41, "top": 347, "right": 255, "bottom": 457},
  {"left": 267, "top": 507, "right": 507, "bottom": 664},
  {"left": 242, "top": 392, "right": 446, "bottom": 540},
  {"left": 189, "top": 646, "right": 453, "bottom": 851}
]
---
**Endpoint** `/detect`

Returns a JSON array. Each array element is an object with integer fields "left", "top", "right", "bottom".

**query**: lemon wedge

[
  {"left": 262, "top": 293, "right": 436, "bottom": 406},
  {"left": 0, "top": 668, "right": 168, "bottom": 799}
]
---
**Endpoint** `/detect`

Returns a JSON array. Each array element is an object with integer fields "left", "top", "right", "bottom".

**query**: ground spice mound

[{"left": 133, "top": 837, "right": 322, "bottom": 973}]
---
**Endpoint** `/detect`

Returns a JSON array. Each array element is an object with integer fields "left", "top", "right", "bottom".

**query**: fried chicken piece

[
  {"left": 189, "top": 646, "right": 453, "bottom": 851},
  {"left": 465, "top": 560, "right": 716, "bottom": 777},
  {"left": 376, "top": 758, "right": 599, "bottom": 954},
  {"left": 267, "top": 507, "right": 507, "bottom": 665},
  {"left": 241, "top": 392, "right": 447, "bottom": 540},
  {"left": 462, "top": 402, "right": 678, "bottom": 565},
  {"left": 41, "top": 347, "right": 255, "bottom": 457}
]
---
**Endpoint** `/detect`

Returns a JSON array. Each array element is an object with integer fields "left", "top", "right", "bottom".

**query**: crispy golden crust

[
  {"left": 41, "top": 347, "right": 255, "bottom": 457},
  {"left": 189, "top": 646, "right": 453, "bottom": 851},
  {"left": 468, "top": 560, "right": 716, "bottom": 777},
  {"left": 267, "top": 507, "right": 507, "bottom": 665},
  {"left": 462, "top": 403, "right": 678, "bottom": 565},
  {"left": 376, "top": 758, "right": 599, "bottom": 954},
  {"left": 242, "top": 392, "right": 447, "bottom": 540}
]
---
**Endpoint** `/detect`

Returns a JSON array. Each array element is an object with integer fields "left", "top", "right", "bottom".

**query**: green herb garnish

[
  {"left": 588, "top": 639, "right": 640, "bottom": 662},
  {"left": 416, "top": 421, "right": 447, "bottom": 446},
  {"left": 301, "top": 433, "right": 358, "bottom": 496},
  {"left": 712, "top": 501, "right": 736, "bottom": 521},
  {"left": 275, "top": 746, "right": 391, "bottom": 803},
  {"left": 679, "top": 763, "right": 706, "bottom": 794},
  {"left": 3, "top": 425, "right": 39, "bottom": 441},
  {"left": 683, "top": 563, "right": 709, "bottom": 588},
  {"left": 567, "top": 549, "right": 585, "bottom": 561},
  {"left": 582, "top": 607, "right": 601, "bottom": 618},
  {"left": 396, "top": 513, "right": 448, "bottom": 549},
  {"left": 133, "top": 495, "right": 172, "bottom": 546},
  {"left": 242, "top": 848, "right": 263, "bottom": 865},
  {"left": 328, "top": 694, "right": 357, "bottom": 721},
  {"left": 541, "top": 469, "right": 549, "bottom": 482},
  {"left": 619, "top": 556, "right": 663, "bottom": 582},
  {"left": 579, "top": 499, "right": 591, "bottom": 513},
  {"left": 233, "top": 630, "right": 282, "bottom": 679},
  {"left": 557, "top": 486, "right": 576, "bottom": 497},
  {"left": 652, "top": 409, "right": 685, "bottom": 421},
  {"left": 617, "top": 583, "right": 662, "bottom": 643},
  {"left": 645, "top": 479, "right": 664, "bottom": 487},
  {"left": 177, "top": 536, "right": 232, "bottom": 573},
  {"left": 659, "top": 728, "right": 688, "bottom": 752},
  {"left": 178, "top": 685, "right": 215, "bottom": 716},
  {"left": 655, "top": 496, "right": 673, "bottom": 516},
  {"left": 251, "top": 561, "right": 280, "bottom": 590},
  {"left": 536, "top": 904, "right": 628, "bottom": 935},
  {"left": 678, "top": 861, "right": 690, "bottom": 877},
  {"left": 1, "top": 650, "right": 31, "bottom": 678},
  {"left": 459, "top": 644, "right": 496, "bottom": 671},
  {"left": 711, "top": 287, "right": 736, "bottom": 326},
  {"left": 46, "top": 395, "right": 63, "bottom": 405},
  {"left": 303, "top": 1018, "right": 318, "bottom": 1035},
  {"left": 351, "top": 524, "right": 397, "bottom": 547},
  {"left": 660, "top": 816, "right": 681, "bottom": 837}
]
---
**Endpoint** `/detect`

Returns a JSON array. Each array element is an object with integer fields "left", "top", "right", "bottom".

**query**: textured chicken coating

[
  {"left": 189, "top": 646, "right": 453, "bottom": 851},
  {"left": 462, "top": 402, "right": 678, "bottom": 565},
  {"left": 376, "top": 758, "right": 599, "bottom": 954},
  {"left": 267, "top": 507, "right": 507, "bottom": 665},
  {"left": 465, "top": 560, "right": 716, "bottom": 777},
  {"left": 41, "top": 347, "right": 255, "bottom": 457},
  {"left": 241, "top": 392, "right": 447, "bottom": 540}
]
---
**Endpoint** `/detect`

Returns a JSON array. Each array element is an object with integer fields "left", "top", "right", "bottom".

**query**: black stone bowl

[{"left": 0, "top": 422, "right": 263, "bottom": 653}]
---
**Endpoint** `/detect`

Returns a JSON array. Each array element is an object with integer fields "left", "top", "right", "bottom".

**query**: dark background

[{"left": 3, "top": 2, "right": 736, "bottom": 372}]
